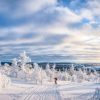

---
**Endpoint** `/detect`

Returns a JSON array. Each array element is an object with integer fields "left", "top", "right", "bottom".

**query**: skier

[{"left": 54, "top": 77, "right": 57, "bottom": 84}]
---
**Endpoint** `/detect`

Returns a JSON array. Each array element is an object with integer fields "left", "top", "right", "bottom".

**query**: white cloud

[
  {"left": 10, "top": 0, "right": 57, "bottom": 18},
  {"left": 87, "top": 0, "right": 100, "bottom": 16}
]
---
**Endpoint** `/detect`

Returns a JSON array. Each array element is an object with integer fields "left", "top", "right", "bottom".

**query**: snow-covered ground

[{"left": 0, "top": 80, "right": 100, "bottom": 100}]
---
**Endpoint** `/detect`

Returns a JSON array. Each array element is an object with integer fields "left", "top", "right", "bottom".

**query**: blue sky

[{"left": 0, "top": 0, "right": 100, "bottom": 62}]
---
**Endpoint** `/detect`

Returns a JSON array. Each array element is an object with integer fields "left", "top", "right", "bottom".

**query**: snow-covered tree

[
  {"left": 45, "top": 64, "right": 52, "bottom": 81},
  {"left": 76, "top": 68, "right": 84, "bottom": 82},
  {"left": 33, "top": 63, "right": 41, "bottom": 84},
  {"left": 69, "top": 64, "right": 76, "bottom": 76},
  {"left": 2, "top": 63, "right": 11, "bottom": 76},
  {"left": 10, "top": 58, "right": 19, "bottom": 78},
  {"left": 18, "top": 51, "right": 31, "bottom": 66}
]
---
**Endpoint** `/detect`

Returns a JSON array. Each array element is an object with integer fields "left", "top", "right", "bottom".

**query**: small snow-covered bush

[{"left": 0, "top": 73, "right": 11, "bottom": 89}]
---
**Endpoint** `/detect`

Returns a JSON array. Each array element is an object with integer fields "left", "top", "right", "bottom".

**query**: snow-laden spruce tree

[
  {"left": 69, "top": 64, "right": 75, "bottom": 76},
  {"left": 57, "top": 70, "right": 63, "bottom": 80},
  {"left": 40, "top": 67, "right": 47, "bottom": 82},
  {"left": 63, "top": 69, "right": 71, "bottom": 81},
  {"left": 10, "top": 58, "right": 18, "bottom": 78},
  {"left": 81, "top": 66, "right": 88, "bottom": 81},
  {"left": 33, "top": 63, "right": 42, "bottom": 84},
  {"left": 50, "top": 64, "right": 57, "bottom": 82},
  {"left": 45, "top": 63, "right": 57, "bottom": 82},
  {"left": 2, "top": 63, "right": 11, "bottom": 76},
  {"left": 58, "top": 70, "right": 67, "bottom": 81},
  {"left": 88, "top": 68, "right": 97, "bottom": 82},
  {"left": 76, "top": 68, "right": 85, "bottom": 82},
  {"left": 45, "top": 63, "right": 52, "bottom": 81},
  {"left": 24, "top": 64, "right": 34, "bottom": 81},
  {"left": 12, "top": 58, "right": 17, "bottom": 67},
  {"left": 68, "top": 64, "right": 77, "bottom": 82},
  {"left": 91, "top": 68, "right": 100, "bottom": 83},
  {"left": 18, "top": 51, "right": 31, "bottom": 66}
]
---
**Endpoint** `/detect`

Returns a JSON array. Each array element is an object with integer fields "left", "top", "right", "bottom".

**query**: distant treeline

[{"left": 1, "top": 62, "right": 100, "bottom": 72}]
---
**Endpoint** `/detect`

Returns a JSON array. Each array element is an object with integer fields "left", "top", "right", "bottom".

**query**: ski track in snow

[
  {"left": 1, "top": 82, "right": 100, "bottom": 100},
  {"left": 18, "top": 84, "right": 62, "bottom": 100}
]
